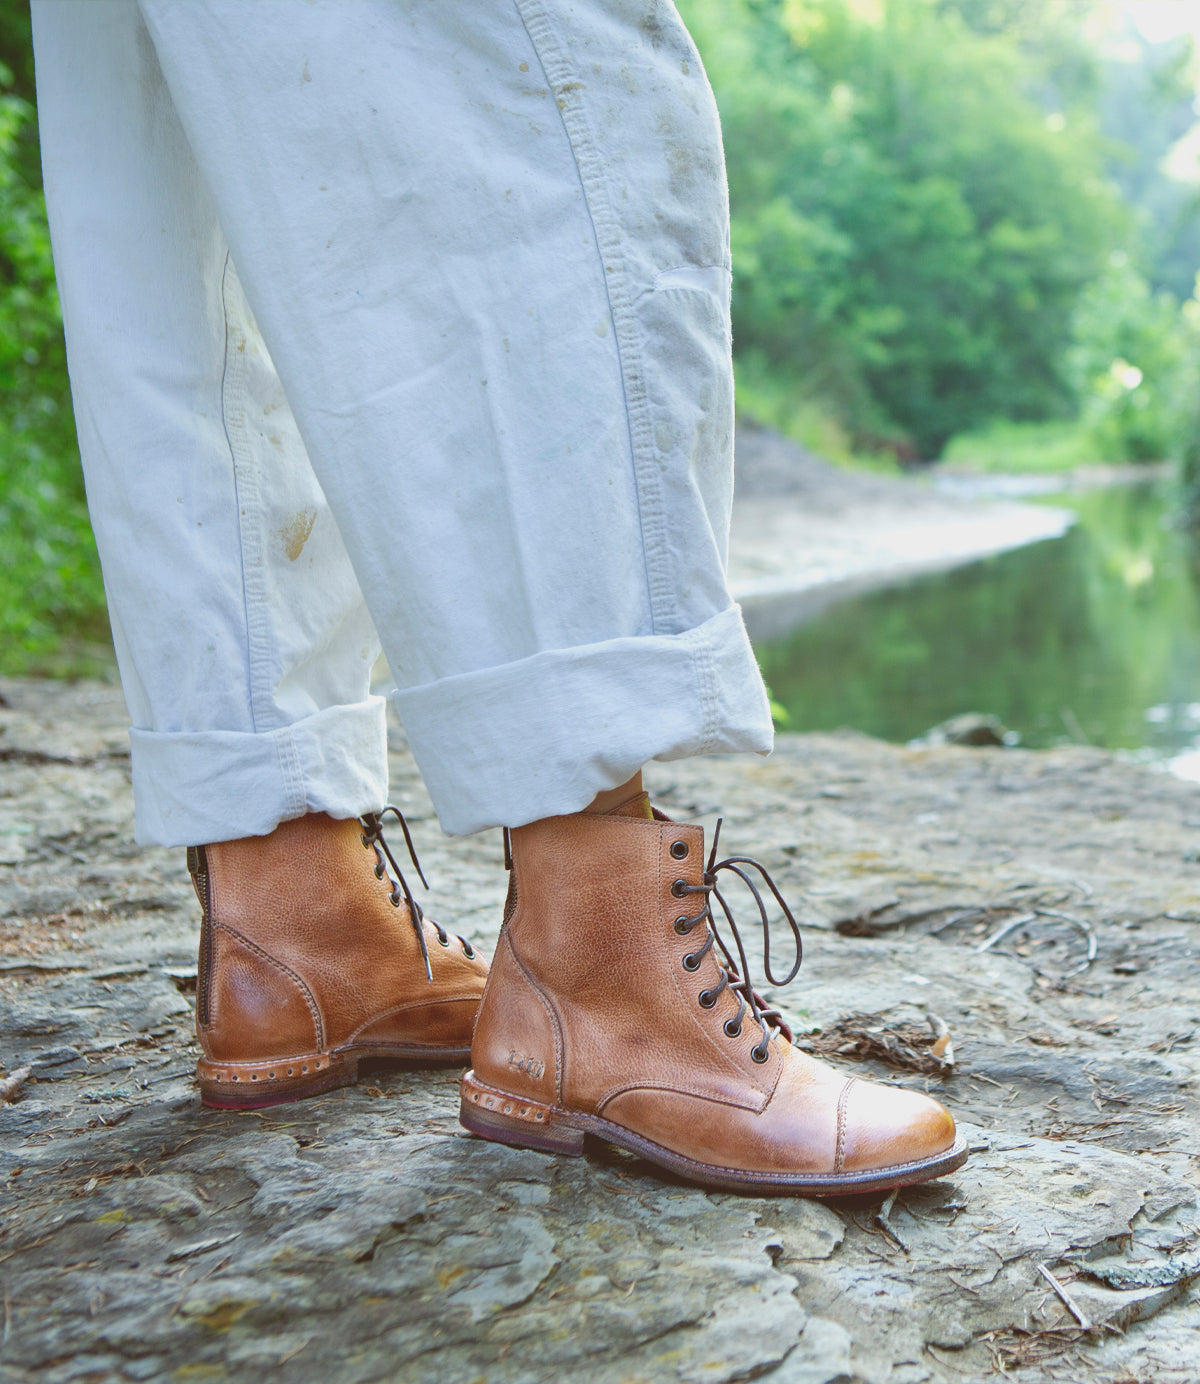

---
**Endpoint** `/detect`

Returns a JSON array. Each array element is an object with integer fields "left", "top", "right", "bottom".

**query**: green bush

[
  {"left": 1171, "top": 295, "right": 1200, "bottom": 527},
  {"left": 1068, "top": 257, "right": 1198, "bottom": 464},
  {"left": 0, "top": 67, "right": 109, "bottom": 674},
  {"left": 683, "top": 0, "right": 1128, "bottom": 460},
  {"left": 940, "top": 418, "right": 1100, "bottom": 473}
]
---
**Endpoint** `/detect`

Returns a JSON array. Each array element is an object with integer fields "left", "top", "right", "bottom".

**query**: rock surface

[{"left": 2, "top": 678, "right": 1199, "bottom": 1383}]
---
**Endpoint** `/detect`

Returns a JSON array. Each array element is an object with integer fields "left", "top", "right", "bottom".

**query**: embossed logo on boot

[{"left": 507, "top": 1049, "right": 545, "bottom": 1080}]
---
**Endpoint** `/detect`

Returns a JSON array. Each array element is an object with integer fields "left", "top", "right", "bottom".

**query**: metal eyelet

[
  {"left": 670, "top": 840, "right": 689, "bottom": 860},
  {"left": 751, "top": 1042, "right": 770, "bottom": 1064},
  {"left": 437, "top": 932, "right": 451, "bottom": 947},
  {"left": 682, "top": 953, "right": 700, "bottom": 972},
  {"left": 674, "top": 916, "right": 691, "bottom": 935},
  {"left": 462, "top": 943, "right": 476, "bottom": 959},
  {"left": 360, "top": 832, "right": 371, "bottom": 848},
  {"left": 698, "top": 989, "right": 717, "bottom": 1009},
  {"left": 724, "top": 1019, "right": 742, "bottom": 1039},
  {"left": 373, "top": 864, "right": 385, "bottom": 879},
  {"left": 388, "top": 889, "right": 402, "bottom": 907},
  {"left": 671, "top": 879, "right": 688, "bottom": 898}
]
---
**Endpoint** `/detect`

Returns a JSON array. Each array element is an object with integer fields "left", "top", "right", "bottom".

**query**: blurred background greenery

[
  {"left": 679, "top": 0, "right": 1200, "bottom": 471},
  {"left": 1, "top": 1, "right": 107, "bottom": 676},
  {"left": 1, "top": 0, "right": 1199, "bottom": 676}
]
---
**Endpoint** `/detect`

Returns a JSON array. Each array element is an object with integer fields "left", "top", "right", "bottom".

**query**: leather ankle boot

[
  {"left": 461, "top": 798, "right": 966, "bottom": 1195},
  {"left": 189, "top": 809, "right": 488, "bottom": 1108}
]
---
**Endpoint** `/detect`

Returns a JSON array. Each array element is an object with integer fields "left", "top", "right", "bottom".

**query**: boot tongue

[{"left": 602, "top": 791, "right": 655, "bottom": 820}]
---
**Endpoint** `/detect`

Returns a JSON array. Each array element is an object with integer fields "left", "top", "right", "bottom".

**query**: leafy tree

[
  {"left": 1069, "top": 255, "right": 1198, "bottom": 462},
  {"left": 1095, "top": 25, "right": 1200, "bottom": 303},
  {"left": 684, "top": 0, "right": 1132, "bottom": 458}
]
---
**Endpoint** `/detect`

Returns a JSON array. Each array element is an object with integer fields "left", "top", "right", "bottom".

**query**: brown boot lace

[
  {"left": 359, "top": 805, "right": 477, "bottom": 981},
  {"left": 671, "top": 819, "right": 802, "bottom": 1063}
]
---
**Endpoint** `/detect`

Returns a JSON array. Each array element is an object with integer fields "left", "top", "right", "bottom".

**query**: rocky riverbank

[
  {"left": 729, "top": 423, "right": 1076, "bottom": 640},
  {"left": 2, "top": 677, "right": 1198, "bottom": 1383}
]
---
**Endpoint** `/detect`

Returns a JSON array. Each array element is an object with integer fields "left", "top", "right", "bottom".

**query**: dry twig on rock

[
  {"left": 873, "top": 1189, "right": 910, "bottom": 1253},
  {"left": 977, "top": 907, "right": 1097, "bottom": 976},
  {"left": 1037, "top": 1262, "right": 1092, "bottom": 1330}
]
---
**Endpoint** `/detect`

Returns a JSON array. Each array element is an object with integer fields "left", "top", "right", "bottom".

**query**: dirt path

[{"left": 2, "top": 678, "right": 1198, "bottom": 1383}]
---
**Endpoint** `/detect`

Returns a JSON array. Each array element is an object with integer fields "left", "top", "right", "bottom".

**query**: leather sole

[
  {"left": 197, "top": 1042, "right": 471, "bottom": 1110},
  {"left": 459, "top": 1071, "right": 969, "bottom": 1196}
]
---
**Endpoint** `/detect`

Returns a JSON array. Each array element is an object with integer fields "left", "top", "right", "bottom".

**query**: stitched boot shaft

[
  {"left": 190, "top": 812, "right": 488, "bottom": 1108},
  {"left": 464, "top": 802, "right": 966, "bottom": 1194}
]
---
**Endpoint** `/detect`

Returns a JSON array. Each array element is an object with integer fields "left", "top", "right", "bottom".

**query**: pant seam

[
  {"left": 219, "top": 252, "right": 278, "bottom": 734},
  {"left": 274, "top": 727, "right": 307, "bottom": 821},
  {"left": 512, "top": 0, "right": 675, "bottom": 635},
  {"left": 692, "top": 627, "right": 720, "bottom": 755}
]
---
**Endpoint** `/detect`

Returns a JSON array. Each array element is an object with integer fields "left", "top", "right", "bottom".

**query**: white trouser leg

[
  {"left": 33, "top": 0, "right": 772, "bottom": 842},
  {"left": 32, "top": 0, "right": 388, "bottom": 847}
]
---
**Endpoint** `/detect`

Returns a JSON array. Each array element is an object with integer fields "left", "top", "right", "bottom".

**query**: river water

[{"left": 755, "top": 479, "right": 1200, "bottom": 774}]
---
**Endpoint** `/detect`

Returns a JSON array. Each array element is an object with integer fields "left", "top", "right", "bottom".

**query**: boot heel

[
  {"left": 459, "top": 1070, "right": 584, "bottom": 1156},
  {"left": 197, "top": 1051, "right": 356, "bottom": 1110}
]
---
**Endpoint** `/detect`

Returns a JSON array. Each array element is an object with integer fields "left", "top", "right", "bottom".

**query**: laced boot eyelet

[
  {"left": 373, "top": 864, "right": 385, "bottom": 879},
  {"left": 698, "top": 989, "right": 717, "bottom": 1009},
  {"left": 670, "top": 840, "right": 689, "bottom": 860},
  {"left": 436, "top": 930, "right": 451, "bottom": 947},
  {"left": 461, "top": 942, "right": 476, "bottom": 959},
  {"left": 388, "top": 889, "right": 402, "bottom": 907},
  {"left": 682, "top": 952, "right": 700, "bottom": 972},
  {"left": 671, "top": 879, "right": 689, "bottom": 898},
  {"left": 751, "top": 1042, "right": 770, "bottom": 1063},
  {"left": 724, "top": 1019, "right": 742, "bottom": 1039},
  {"left": 360, "top": 832, "right": 371, "bottom": 848},
  {"left": 674, "top": 916, "right": 691, "bottom": 935}
]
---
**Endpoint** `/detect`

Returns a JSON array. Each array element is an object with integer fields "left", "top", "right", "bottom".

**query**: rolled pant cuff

[
  {"left": 129, "top": 697, "right": 389, "bottom": 847},
  {"left": 395, "top": 604, "right": 774, "bottom": 836}
]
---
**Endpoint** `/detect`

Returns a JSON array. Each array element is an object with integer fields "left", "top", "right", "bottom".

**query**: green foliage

[
  {"left": 941, "top": 418, "right": 1100, "bottom": 473},
  {"left": 683, "top": 0, "right": 1129, "bottom": 459},
  {"left": 1068, "top": 257, "right": 1200, "bottom": 463},
  {"left": 735, "top": 347, "right": 900, "bottom": 471},
  {"left": 0, "top": 66, "right": 108, "bottom": 673},
  {"left": 1173, "top": 295, "right": 1200, "bottom": 527},
  {"left": 950, "top": 260, "right": 1200, "bottom": 475},
  {"left": 1094, "top": 25, "right": 1200, "bottom": 303}
]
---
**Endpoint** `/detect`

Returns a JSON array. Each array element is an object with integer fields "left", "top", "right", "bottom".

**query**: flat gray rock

[{"left": 2, "top": 679, "right": 1198, "bottom": 1383}]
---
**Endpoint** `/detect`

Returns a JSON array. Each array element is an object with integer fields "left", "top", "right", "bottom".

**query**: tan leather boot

[
  {"left": 461, "top": 798, "right": 966, "bottom": 1195},
  {"left": 189, "top": 809, "right": 488, "bottom": 1108}
]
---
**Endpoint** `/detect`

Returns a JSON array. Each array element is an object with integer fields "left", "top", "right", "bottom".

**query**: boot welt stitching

[
  {"left": 835, "top": 1077, "right": 856, "bottom": 1174},
  {"left": 198, "top": 1052, "right": 332, "bottom": 1082},
  {"left": 467, "top": 1074, "right": 967, "bottom": 1187},
  {"left": 214, "top": 922, "right": 325, "bottom": 1049},
  {"left": 576, "top": 1108, "right": 965, "bottom": 1188}
]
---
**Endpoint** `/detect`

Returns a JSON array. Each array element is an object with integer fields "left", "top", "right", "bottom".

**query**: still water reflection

[{"left": 755, "top": 481, "right": 1200, "bottom": 765}]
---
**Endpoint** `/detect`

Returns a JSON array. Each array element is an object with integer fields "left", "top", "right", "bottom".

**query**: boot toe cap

[{"left": 840, "top": 1078, "right": 957, "bottom": 1173}]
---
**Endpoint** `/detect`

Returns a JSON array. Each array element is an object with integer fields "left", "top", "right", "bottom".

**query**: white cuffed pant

[{"left": 31, "top": 0, "right": 772, "bottom": 844}]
